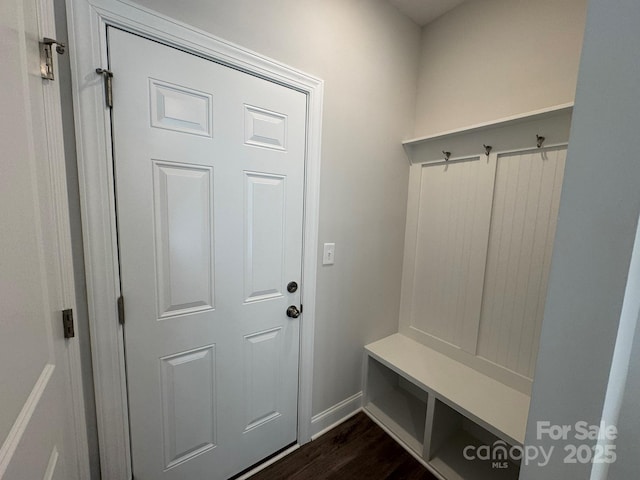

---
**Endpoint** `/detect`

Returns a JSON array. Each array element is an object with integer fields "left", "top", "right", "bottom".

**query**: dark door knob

[
  {"left": 286, "top": 305, "right": 301, "bottom": 318},
  {"left": 287, "top": 281, "right": 298, "bottom": 293}
]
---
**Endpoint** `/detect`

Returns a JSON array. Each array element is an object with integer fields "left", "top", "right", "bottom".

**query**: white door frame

[{"left": 64, "top": 0, "right": 323, "bottom": 478}]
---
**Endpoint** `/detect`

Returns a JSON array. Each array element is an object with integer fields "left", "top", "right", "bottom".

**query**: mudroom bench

[{"left": 363, "top": 333, "right": 531, "bottom": 480}]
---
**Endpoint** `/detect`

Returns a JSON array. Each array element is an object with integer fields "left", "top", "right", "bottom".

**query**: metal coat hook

[
  {"left": 536, "top": 135, "right": 546, "bottom": 148},
  {"left": 483, "top": 144, "right": 493, "bottom": 156},
  {"left": 442, "top": 151, "right": 451, "bottom": 162}
]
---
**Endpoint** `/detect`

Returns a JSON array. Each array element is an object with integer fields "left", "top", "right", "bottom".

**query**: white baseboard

[{"left": 310, "top": 392, "right": 363, "bottom": 440}]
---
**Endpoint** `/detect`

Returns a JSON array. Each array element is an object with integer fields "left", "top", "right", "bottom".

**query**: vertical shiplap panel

[
  {"left": 481, "top": 154, "right": 518, "bottom": 361},
  {"left": 477, "top": 148, "right": 567, "bottom": 378},
  {"left": 444, "top": 162, "right": 462, "bottom": 343},
  {"left": 463, "top": 156, "right": 496, "bottom": 351},
  {"left": 526, "top": 149, "right": 566, "bottom": 376},
  {"left": 413, "top": 163, "right": 445, "bottom": 341},
  {"left": 495, "top": 153, "right": 531, "bottom": 367},
  {"left": 475, "top": 159, "right": 503, "bottom": 358},
  {"left": 410, "top": 157, "right": 495, "bottom": 352},
  {"left": 505, "top": 152, "right": 543, "bottom": 372},
  {"left": 454, "top": 163, "right": 476, "bottom": 347}
]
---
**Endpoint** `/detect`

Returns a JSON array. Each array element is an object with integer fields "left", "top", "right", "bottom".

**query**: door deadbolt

[
  {"left": 287, "top": 281, "right": 298, "bottom": 293},
  {"left": 286, "top": 305, "right": 301, "bottom": 319}
]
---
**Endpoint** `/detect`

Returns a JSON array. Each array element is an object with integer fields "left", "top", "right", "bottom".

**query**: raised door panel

[
  {"left": 1, "top": 363, "right": 69, "bottom": 480},
  {"left": 243, "top": 173, "right": 286, "bottom": 303},
  {"left": 160, "top": 345, "right": 217, "bottom": 469},
  {"left": 150, "top": 79, "right": 213, "bottom": 137},
  {"left": 244, "top": 105, "right": 287, "bottom": 151},
  {"left": 476, "top": 148, "right": 566, "bottom": 378},
  {"left": 243, "top": 328, "right": 283, "bottom": 432},
  {"left": 153, "top": 161, "right": 215, "bottom": 318}
]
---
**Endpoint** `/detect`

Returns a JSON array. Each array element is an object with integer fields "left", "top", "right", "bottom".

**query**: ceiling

[{"left": 388, "top": 0, "right": 467, "bottom": 26}]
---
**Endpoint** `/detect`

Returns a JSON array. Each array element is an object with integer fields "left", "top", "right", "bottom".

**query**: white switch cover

[{"left": 323, "top": 243, "right": 336, "bottom": 265}]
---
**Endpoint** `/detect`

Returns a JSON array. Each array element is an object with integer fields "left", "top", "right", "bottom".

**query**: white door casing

[
  {"left": 110, "top": 28, "right": 305, "bottom": 479},
  {"left": 0, "top": 0, "right": 90, "bottom": 478},
  {"left": 65, "top": 0, "right": 323, "bottom": 478}
]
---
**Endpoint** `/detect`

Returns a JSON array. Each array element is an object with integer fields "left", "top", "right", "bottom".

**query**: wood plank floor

[{"left": 249, "top": 412, "right": 438, "bottom": 479}]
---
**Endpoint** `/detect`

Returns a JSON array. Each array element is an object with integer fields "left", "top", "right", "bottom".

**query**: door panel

[
  {"left": 244, "top": 105, "right": 287, "bottom": 150},
  {"left": 109, "top": 28, "right": 306, "bottom": 479},
  {"left": 150, "top": 79, "right": 213, "bottom": 137},
  {"left": 243, "top": 327, "right": 284, "bottom": 431},
  {"left": 0, "top": 0, "right": 79, "bottom": 478},
  {"left": 160, "top": 345, "right": 217, "bottom": 469},
  {"left": 153, "top": 161, "right": 215, "bottom": 318},
  {"left": 244, "top": 172, "right": 287, "bottom": 302}
]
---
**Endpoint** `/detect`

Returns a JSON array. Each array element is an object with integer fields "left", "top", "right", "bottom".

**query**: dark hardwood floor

[{"left": 250, "top": 412, "right": 438, "bottom": 480}]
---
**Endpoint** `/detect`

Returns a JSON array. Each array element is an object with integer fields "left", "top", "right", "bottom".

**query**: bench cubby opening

[
  {"left": 364, "top": 334, "right": 530, "bottom": 480},
  {"left": 365, "top": 357, "right": 428, "bottom": 454},
  {"left": 426, "top": 398, "right": 520, "bottom": 480}
]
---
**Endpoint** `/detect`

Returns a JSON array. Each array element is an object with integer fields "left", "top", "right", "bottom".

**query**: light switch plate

[{"left": 323, "top": 243, "right": 335, "bottom": 265}]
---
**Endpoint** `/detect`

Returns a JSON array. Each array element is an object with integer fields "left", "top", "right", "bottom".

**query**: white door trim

[
  {"left": 64, "top": 1, "right": 323, "bottom": 478},
  {"left": 37, "top": 0, "right": 91, "bottom": 477}
]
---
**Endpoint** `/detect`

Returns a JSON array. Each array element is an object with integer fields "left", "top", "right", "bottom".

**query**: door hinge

[
  {"left": 117, "top": 295, "right": 125, "bottom": 325},
  {"left": 62, "top": 309, "right": 74, "bottom": 338},
  {"left": 96, "top": 68, "right": 114, "bottom": 108},
  {"left": 40, "top": 38, "right": 65, "bottom": 80}
]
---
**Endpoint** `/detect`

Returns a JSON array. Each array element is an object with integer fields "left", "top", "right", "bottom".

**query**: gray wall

[
  {"left": 521, "top": 0, "right": 640, "bottom": 477},
  {"left": 414, "top": 0, "right": 586, "bottom": 136}
]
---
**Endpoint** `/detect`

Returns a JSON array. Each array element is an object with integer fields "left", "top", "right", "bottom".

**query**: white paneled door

[
  {"left": 1, "top": 0, "right": 83, "bottom": 478},
  {"left": 108, "top": 29, "right": 306, "bottom": 479}
]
